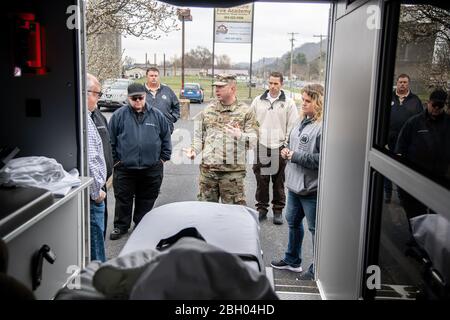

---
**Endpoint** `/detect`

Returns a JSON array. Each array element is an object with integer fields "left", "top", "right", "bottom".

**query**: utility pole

[
  {"left": 163, "top": 53, "right": 166, "bottom": 76},
  {"left": 154, "top": 53, "right": 156, "bottom": 66},
  {"left": 177, "top": 8, "right": 192, "bottom": 91},
  {"left": 248, "top": 3, "right": 255, "bottom": 99},
  {"left": 211, "top": 8, "right": 216, "bottom": 98},
  {"left": 181, "top": 17, "right": 185, "bottom": 89},
  {"left": 313, "top": 34, "right": 327, "bottom": 82},
  {"left": 262, "top": 57, "right": 265, "bottom": 80},
  {"left": 145, "top": 53, "right": 148, "bottom": 67},
  {"left": 288, "top": 32, "right": 299, "bottom": 89}
]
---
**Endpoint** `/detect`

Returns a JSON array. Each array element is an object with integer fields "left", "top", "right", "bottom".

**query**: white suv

[{"left": 98, "top": 79, "right": 134, "bottom": 110}]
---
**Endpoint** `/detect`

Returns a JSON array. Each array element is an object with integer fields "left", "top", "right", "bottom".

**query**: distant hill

[
  {"left": 232, "top": 39, "right": 327, "bottom": 72},
  {"left": 231, "top": 62, "right": 251, "bottom": 69}
]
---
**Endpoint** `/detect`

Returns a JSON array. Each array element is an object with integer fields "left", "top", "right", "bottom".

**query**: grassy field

[{"left": 136, "top": 75, "right": 265, "bottom": 101}]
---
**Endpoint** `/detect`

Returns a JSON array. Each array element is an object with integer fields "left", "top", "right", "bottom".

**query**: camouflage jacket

[{"left": 192, "top": 99, "right": 258, "bottom": 171}]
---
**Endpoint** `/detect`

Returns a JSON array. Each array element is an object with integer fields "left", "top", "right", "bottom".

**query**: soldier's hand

[
  {"left": 225, "top": 123, "right": 242, "bottom": 139},
  {"left": 183, "top": 147, "right": 196, "bottom": 159}
]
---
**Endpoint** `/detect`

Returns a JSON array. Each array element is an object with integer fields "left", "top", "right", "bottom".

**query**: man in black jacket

[
  {"left": 87, "top": 74, "right": 114, "bottom": 238},
  {"left": 396, "top": 88, "right": 449, "bottom": 188},
  {"left": 395, "top": 88, "right": 449, "bottom": 241},
  {"left": 108, "top": 83, "right": 172, "bottom": 240},
  {"left": 385, "top": 73, "right": 423, "bottom": 203}
]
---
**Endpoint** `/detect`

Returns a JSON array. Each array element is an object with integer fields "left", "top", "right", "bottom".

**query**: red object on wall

[{"left": 15, "top": 13, "right": 47, "bottom": 75}]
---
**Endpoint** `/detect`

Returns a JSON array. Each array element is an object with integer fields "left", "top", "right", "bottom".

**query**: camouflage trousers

[{"left": 198, "top": 167, "right": 246, "bottom": 205}]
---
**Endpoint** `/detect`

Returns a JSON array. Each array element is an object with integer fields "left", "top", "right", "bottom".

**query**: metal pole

[
  {"left": 290, "top": 38, "right": 293, "bottom": 90},
  {"left": 287, "top": 32, "right": 298, "bottom": 90},
  {"left": 248, "top": 3, "right": 255, "bottom": 99},
  {"left": 163, "top": 53, "right": 166, "bottom": 76},
  {"left": 313, "top": 34, "right": 327, "bottom": 82},
  {"left": 262, "top": 57, "right": 265, "bottom": 79},
  {"left": 181, "top": 16, "right": 185, "bottom": 90},
  {"left": 211, "top": 8, "right": 216, "bottom": 98},
  {"left": 319, "top": 41, "right": 322, "bottom": 82}
]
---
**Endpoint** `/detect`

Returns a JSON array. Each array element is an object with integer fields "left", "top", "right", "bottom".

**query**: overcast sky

[{"left": 122, "top": 2, "right": 330, "bottom": 65}]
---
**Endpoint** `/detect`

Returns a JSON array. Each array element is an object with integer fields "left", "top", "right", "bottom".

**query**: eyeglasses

[
  {"left": 130, "top": 95, "right": 145, "bottom": 101},
  {"left": 88, "top": 90, "right": 103, "bottom": 98}
]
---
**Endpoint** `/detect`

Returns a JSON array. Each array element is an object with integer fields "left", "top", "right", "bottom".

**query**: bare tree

[
  {"left": 191, "top": 47, "right": 213, "bottom": 69},
  {"left": 87, "top": 33, "right": 124, "bottom": 81},
  {"left": 86, "top": 0, "right": 178, "bottom": 39},
  {"left": 399, "top": 5, "right": 449, "bottom": 45},
  {"left": 86, "top": 0, "right": 178, "bottom": 80},
  {"left": 398, "top": 5, "right": 449, "bottom": 89},
  {"left": 216, "top": 54, "right": 231, "bottom": 69},
  {"left": 184, "top": 46, "right": 212, "bottom": 69}
]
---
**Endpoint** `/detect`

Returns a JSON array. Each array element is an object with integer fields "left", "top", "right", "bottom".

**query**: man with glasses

[
  {"left": 396, "top": 88, "right": 449, "bottom": 185},
  {"left": 395, "top": 88, "right": 449, "bottom": 249},
  {"left": 86, "top": 74, "right": 107, "bottom": 261},
  {"left": 87, "top": 74, "right": 113, "bottom": 239},
  {"left": 108, "top": 83, "right": 172, "bottom": 240}
]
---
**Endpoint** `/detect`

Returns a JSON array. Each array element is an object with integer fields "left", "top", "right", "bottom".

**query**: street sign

[
  {"left": 177, "top": 8, "right": 192, "bottom": 21},
  {"left": 214, "top": 22, "right": 251, "bottom": 43},
  {"left": 214, "top": 4, "right": 253, "bottom": 44},
  {"left": 215, "top": 4, "right": 253, "bottom": 23}
]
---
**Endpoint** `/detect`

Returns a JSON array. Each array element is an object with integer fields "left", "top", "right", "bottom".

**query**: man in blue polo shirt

[
  {"left": 108, "top": 83, "right": 172, "bottom": 240},
  {"left": 144, "top": 67, "right": 180, "bottom": 134}
]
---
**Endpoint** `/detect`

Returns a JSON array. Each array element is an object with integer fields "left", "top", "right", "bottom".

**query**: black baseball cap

[
  {"left": 127, "top": 83, "right": 146, "bottom": 96},
  {"left": 429, "top": 88, "right": 448, "bottom": 108}
]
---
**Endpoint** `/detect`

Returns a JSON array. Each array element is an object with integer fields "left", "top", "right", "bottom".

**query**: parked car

[
  {"left": 180, "top": 83, "right": 204, "bottom": 103},
  {"left": 98, "top": 79, "right": 134, "bottom": 110},
  {"left": 247, "top": 81, "right": 256, "bottom": 88}
]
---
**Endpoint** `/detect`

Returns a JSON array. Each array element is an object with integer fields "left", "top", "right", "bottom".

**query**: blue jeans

[
  {"left": 283, "top": 191, "right": 317, "bottom": 270},
  {"left": 90, "top": 200, "right": 106, "bottom": 262}
]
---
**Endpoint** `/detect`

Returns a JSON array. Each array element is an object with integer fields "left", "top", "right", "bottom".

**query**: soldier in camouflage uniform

[{"left": 183, "top": 74, "right": 258, "bottom": 205}]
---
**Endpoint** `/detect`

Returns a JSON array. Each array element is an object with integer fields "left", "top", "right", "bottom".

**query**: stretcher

[
  {"left": 121, "top": 201, "right": 263, "bottom": 272},
  {"left": 55, "top": 201, "right": 272, "bottom": 299},
  {"left": 409, "top": 213, "right": 450, "bottom": 299}
]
